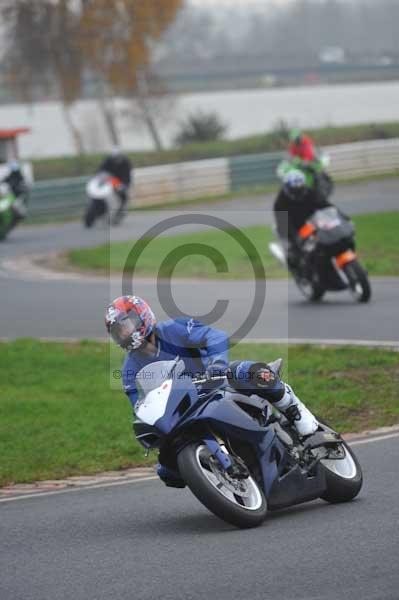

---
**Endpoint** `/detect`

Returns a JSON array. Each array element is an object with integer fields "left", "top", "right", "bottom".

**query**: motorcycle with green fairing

[
  {"left": 0, "top": 183, "right": 28, "bottom": 241},
  {"left": 271, "top": 154, "right": 371, "bottom": 303}
]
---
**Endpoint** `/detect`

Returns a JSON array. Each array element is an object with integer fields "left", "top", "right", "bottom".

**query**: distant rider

[
  {"left": 273, "top": 169, "right": 332, "bottom": 268},
  {"left": 1, "top": 161, "right": 27, "bottom": 198},
  {"left": 1, "top": 161, "right": 28, "bottom": 221},
  {"left": 288, "top": 129, "right": 333, "bottom": 200},
  {"left": 288, "top": 129, "right": 316, "bottom": 163},
  {"left": 105, "top": 295, "right": 319, "bottom": 488},
  {"left": 98, "top": 147, "right": 133, "bottom": 219}
]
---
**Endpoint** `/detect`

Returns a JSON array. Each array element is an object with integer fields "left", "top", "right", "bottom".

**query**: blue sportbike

[{"left": 134, "top": 357, "right": 362, "bottom": 528}]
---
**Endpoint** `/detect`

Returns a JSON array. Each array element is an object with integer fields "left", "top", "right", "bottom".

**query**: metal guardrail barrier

[
  {"left": 29, "top": 176, "right": 88, "bottom": 217},
  {"left": 229, "top": 152, "right": 283, "bottom": 191},
  {"left": 28, "top": 139, "right": 399, "bottom": 217}
]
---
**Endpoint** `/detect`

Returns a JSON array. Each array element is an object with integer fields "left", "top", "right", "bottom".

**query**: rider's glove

[{"left": 253, "top": 366, "right": 277, "bottom": 389}]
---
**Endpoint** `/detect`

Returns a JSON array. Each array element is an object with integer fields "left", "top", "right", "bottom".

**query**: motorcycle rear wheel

[
  {"left": 295, "top": 276, "right": 325, "bottom": 302},
  {"left": 178, "top": 442, "right": 267, "bottom": 528},
  {"left": 319, "top": 441, "right": 363, "bottom": 503}
]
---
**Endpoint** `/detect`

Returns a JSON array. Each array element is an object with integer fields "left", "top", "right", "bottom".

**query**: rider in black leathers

[
  {"left": 274, "top": 184, "right": 332, "bottom": 241},
  {"left": 1, "top": 162, "right": 27, "bottom": 198},
  {"left": 273, "top": 170, "right": 332, "bottom": 268},
  {"left": 1, "top": 162, "right": 29, "bottom": 224},
  {"left": 98, "top": 148, "right": 133, "bottom": 217}
]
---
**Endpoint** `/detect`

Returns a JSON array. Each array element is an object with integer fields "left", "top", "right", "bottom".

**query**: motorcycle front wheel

[
  {"left": 0, "top": 216, "right": 11, "bottom": 241},
  {"left": 343, "top": 260, "right": 371, "bottom": 303},
  {"left": 178, "top": 442, "right": 267, "bottom": 528},
  {"left": 83, "top": 202, "right": 98, "bottom": 228},
  {"left": 83, "top": 199, "right": 106, "bottom": 228}
]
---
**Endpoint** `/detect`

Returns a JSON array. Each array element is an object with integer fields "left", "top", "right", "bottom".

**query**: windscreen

[
  {"left": 312, "top": 207, "right": 340, "bottom": 230},
  {"left": 136, "top": 359, "right": 186, "bottom": 398}
]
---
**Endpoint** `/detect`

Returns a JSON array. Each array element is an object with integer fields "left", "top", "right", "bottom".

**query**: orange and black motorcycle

[{"left": 269, "top": 207, "right": 371, "bottom": 303}]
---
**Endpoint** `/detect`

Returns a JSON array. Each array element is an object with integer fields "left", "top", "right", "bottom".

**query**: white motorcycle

[{"left": 83, "top": 172, "right": 124, "bottom": 228}]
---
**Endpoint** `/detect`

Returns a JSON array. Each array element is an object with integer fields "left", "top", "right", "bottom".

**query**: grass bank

[
  {"left": 32, "top": 121, "right": 399, "bottom": 180},
  {"left": 68, "top": 211, "right": 399, "bottom": 279},
  {"left": 0, "top": 340, "right": 398, "bottom": 487}
]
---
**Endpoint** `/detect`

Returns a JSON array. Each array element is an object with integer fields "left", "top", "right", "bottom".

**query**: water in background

[{"left": 1, "top": 81, "right": 398, "bottom": 159}]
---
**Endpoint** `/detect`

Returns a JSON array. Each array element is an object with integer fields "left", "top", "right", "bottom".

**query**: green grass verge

[
  {"left": 32, "top": 121, "right": 399, "bottom": 180},
  {"left": 1, "top": 339, "right": 398, "bottom": 487},
  {"left": 68, "top": 211, "right": 399, "bottom": 279}
]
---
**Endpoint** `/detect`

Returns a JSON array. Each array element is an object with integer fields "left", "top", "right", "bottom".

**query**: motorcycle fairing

[
  {"left": 267, "top": 463, "right": 326, "bottom": 510},
  {"left": 146, "top": 373, "right": 199, "bottom": 435},
  {"left": 178, "top": 396, "right": 327, "bottom": 505},
  {"left": 174, "top": 393, "right": 280, "bottom": 493},
  {"left": 134, "top": 364, "right": 329, "bottom": 508}
]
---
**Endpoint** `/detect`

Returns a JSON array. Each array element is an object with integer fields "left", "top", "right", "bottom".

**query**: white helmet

[
  {"left": 110, "top": 146, "right": 122, "bottom": 157},
  {"left": 283, "top": 169, "right": 307, "bottom": 200},
  {"left": 9, "top": 161, "right": 21, "bottom": 172}
]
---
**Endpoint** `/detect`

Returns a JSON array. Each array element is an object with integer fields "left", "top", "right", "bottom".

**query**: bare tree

[
  {"left": 1, "top": 0, "right": 85, "bottom": 154},
  {"left": 97, "top": 82, "right": 121, "bottom": 147},
  {"left": 79, "top": 0, "right": 183, "bottom": 150}
]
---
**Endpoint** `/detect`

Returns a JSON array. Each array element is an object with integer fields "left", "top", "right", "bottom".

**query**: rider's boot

[
  {"left": 157, "top": 463, "right": 186, "bottom": 489},
  {"left": 273, "top": 383, "right": 319, "bottom": 437}
]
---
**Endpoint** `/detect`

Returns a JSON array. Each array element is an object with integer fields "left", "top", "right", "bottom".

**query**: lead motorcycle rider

[{"left": 105, "top": 295, "right": 319, "bottom": 488}]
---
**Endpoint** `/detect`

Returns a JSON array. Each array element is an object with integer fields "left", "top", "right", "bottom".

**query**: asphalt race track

[
  {"left": 1, "top": 434, "right": 399, "bottom": 600},
  {"left": 1, "top": 180, "right": 398, "bottom": 600},
  {"left": 1, "top": 178, "right": 398, "bottom": 343}
]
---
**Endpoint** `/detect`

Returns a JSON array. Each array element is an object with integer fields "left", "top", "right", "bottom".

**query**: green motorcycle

[{"left": 0, "top": 183, "right": 28, "bottom": 241}]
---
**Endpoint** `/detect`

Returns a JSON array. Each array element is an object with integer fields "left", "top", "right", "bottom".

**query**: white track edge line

[
  {"left": 349, "top": 432, "right": 399, "bottom": 446},
  {"left": 2, "top": 432, "right": 399, "bottom": 504},
  {"left": 0, "top": 476, "right": 158, "bottom": 504}
]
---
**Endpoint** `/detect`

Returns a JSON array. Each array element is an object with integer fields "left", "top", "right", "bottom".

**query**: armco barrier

[
  {"left": 30, "top": 176, "right": 88, "bottom": 217},
  {"left": 133, "top": 157, "right": 229, "bottom": 207},
  {"left": 28, "top": 139, "right": 399, "bottom": 217},
  {"left": 326, "top": 138, "right": 399, "bottom": 178},
  {"left": 28, "top": 158, "right": 229, "bottom": 216},
  {"left": 229, "top": 151, "right": 283, "bottom": 191}
]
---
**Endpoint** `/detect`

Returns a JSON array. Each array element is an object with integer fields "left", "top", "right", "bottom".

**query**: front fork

[
  {"left": 201, "top": 429, "right": 282, "bottom": 495},
  {"left": 203, "top": 435, "right": 233, "bottom": 471},
  {"left": 333, "top": 250, "right": 357, "bottom": 286},
  {"left": 335, "top": 250, "right": 357, "bottom": 271}
]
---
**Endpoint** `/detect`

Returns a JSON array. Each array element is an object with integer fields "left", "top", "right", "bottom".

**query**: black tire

[
  {"left": 320, "top": 172, "right": 334, "bottom": 199},
  {"left": 0, "top": 221, "right": 7, "bottom": 241},
  {"left": 177, "top": 442, "right": 268, "bottom": 529},
  {"left": 319, "top": 440, "right": 363, "bottom": 504},
  {"left": 295, "top": 276, "right": 325, "bottom": 302},
  {"left": 83, "top": 202, "right": 98, "bottom": 228},
  {"left": 0, "top": 219, "right": 12, "bottom": 241},
  {"left": 343, "top": 259, "right": 371, "bottom": 303}
]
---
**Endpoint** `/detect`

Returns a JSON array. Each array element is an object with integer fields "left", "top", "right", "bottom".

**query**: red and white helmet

[{"left": 105, "top": 296, "right": 156, "bottom": 351}]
